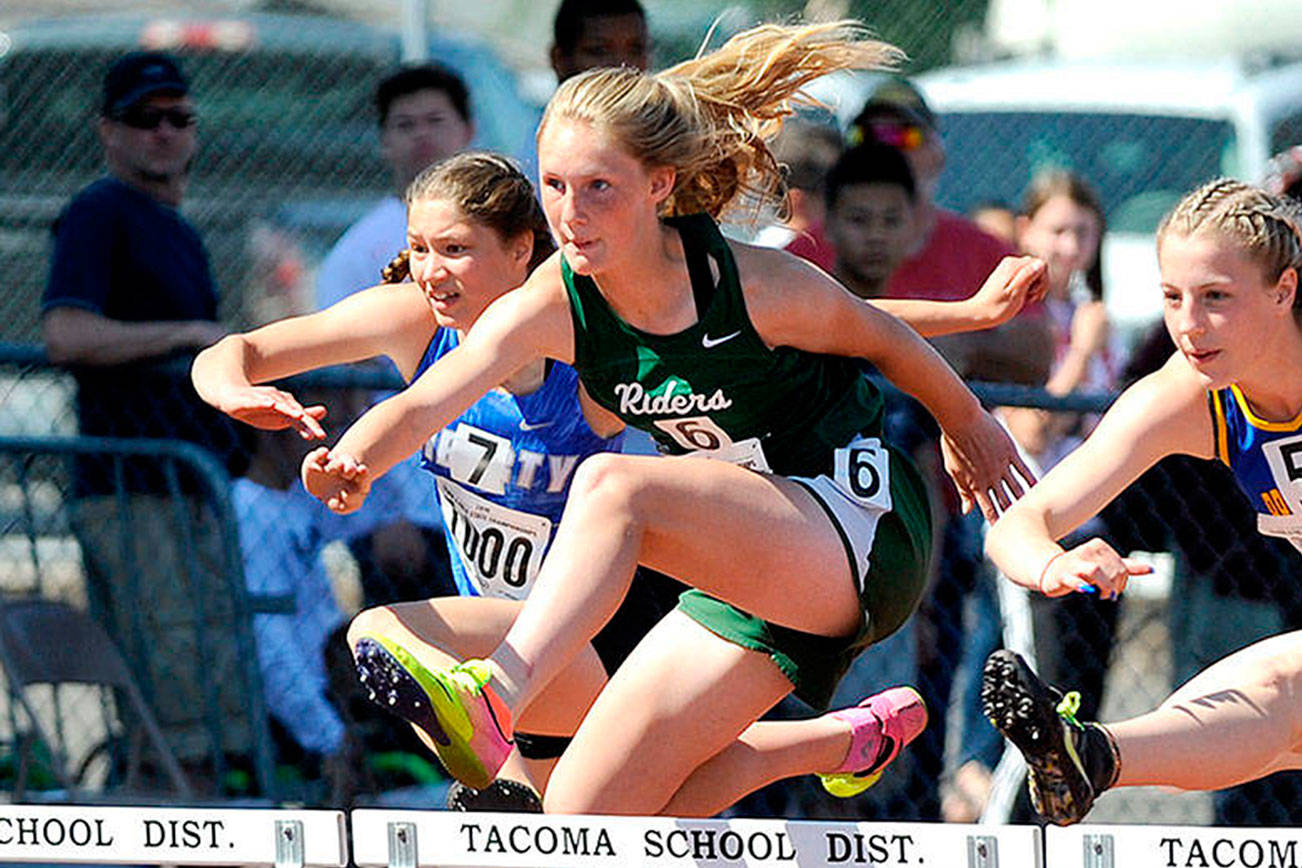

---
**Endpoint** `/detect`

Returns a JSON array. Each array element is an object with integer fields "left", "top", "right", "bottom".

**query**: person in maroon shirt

[
  {"left": 846, "top": 76, "right": 1054, "bottom": 820},
  {"left": 849, "top": 75, "right": 1048, "bottom": 381}
]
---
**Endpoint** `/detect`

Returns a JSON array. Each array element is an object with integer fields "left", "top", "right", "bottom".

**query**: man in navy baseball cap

[
  {"left": 43, "top": 45, "right": 253, "bottom": 786},
  {"left": 102, "top": 51, "right": 190, "bottom": 117},
  {"left": 94, "top": 51, "right": 197, "bottom": 201}
]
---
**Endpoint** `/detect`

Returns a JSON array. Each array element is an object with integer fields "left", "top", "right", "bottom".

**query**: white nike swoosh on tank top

[{"left": 701, "top": 330, "right": 742, "bottom": 348}]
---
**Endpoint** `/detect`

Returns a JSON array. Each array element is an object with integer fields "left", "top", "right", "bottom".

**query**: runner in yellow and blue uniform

[
  {"left": 981, "top": 178, "right": 1302, "bottom": 826},
  {"left": 311, "top": 21, "right": 1040, "bottom": 816},
  {"left": 1209, "top": 383, "right": 1302, "bottom": 547}
]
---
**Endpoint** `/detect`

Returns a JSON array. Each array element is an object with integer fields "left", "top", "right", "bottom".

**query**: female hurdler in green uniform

[{"left": 306, "top": 21, "right": 1039, "bottom": 816}]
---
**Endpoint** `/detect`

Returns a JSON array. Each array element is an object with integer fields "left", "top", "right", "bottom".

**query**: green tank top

[{"left": 563, "top": 213, "right": 884, "bottom": 477}]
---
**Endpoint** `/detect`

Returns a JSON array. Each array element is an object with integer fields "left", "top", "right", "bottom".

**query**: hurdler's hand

[
  {"left": 301, "top": 447, "right": 372, "bottom": 514},
  {"left": 212, "top": 384, "right": 327, "bottom": 440},
  {"left": 1038, "top": 538, "right": 1152, "bottom": 599},
  {"left": 940, "top": 408, "right": 1036, "bottom": 522},
  {"left": 967, "top": 256, "right": 1048, "bottom": 328}
]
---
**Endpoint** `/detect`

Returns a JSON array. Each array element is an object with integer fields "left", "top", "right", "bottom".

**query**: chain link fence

[
  {"left": 2, "top": 0, "right": 1301, "bottom": 826},
  {"left": 0, "top": 10, "right": 541, "bottom": 342}
]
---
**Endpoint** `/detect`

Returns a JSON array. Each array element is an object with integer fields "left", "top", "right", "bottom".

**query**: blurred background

[
  {"left": 5, "top": 0, "right": 1302, "bottom": 353},
  {"left": 1, "top": 0, "right": 1301, "bottom": 831}
]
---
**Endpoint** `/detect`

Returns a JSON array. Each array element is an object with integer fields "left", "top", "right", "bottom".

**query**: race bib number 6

[
  {"left": 656, "top": 415, "right": 772, "bottom": 472},
  {"left": 833, "top": 436, "right": 892, "bottom": 511}
]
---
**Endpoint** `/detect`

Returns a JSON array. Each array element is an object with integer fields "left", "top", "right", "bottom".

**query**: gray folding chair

[{"left": 0, "top": 596, "right": 193, "bottom": 801}]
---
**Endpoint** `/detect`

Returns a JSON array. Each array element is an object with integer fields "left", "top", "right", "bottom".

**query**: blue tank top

[
  {"left": 1209, "top": 384, "right": 1302, "bottom": 552},
  {"left": 415, "top": 329, "right": 623, "bottom": 598}
]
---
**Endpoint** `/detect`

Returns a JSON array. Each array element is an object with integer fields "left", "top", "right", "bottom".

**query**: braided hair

[{"left": 1159, "top": 178, "right": 1302, "bottom": 313}]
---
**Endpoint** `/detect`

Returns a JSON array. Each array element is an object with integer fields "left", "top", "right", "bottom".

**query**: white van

[{"left": 808, "top": 57, "right": 1302, "bottom": 342}]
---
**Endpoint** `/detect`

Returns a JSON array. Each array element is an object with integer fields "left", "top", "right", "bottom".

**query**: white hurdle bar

[
  {"left": 1048, "top": 824, "right": 1302, "bottom": 868},
  {"left": 0, "top": 805, "right": 347, "bottom": 866},
  {"left": 351, "top": 810, "right": 1044, "bottom": 868}
]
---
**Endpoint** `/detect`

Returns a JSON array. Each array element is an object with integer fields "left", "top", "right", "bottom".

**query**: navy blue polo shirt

[{"left": 44, "top": 177, "right": 250, "bottom": 495}]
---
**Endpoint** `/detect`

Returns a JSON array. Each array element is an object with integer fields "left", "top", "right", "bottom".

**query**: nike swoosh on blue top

[
  {"left": 701, "top": 330, "right": 742, "bottom": 348},
  {"left": 518, "top": 420, "right": 555, "bottom": 431}
]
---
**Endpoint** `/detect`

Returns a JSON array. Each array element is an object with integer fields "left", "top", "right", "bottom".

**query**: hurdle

[
  {"left": 1047, "top": 824, "right": 1302, "bottom": 868},
  {"left": 351, "top": 809, "right": 1043, "bottom": 867},
  {"left": 0, "top": 805, "right": 346, "bottom": 867}
]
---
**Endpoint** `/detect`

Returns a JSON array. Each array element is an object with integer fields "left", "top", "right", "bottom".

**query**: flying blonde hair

[{"left": 539, "top": 20, "right": 903, "bottom": 221}]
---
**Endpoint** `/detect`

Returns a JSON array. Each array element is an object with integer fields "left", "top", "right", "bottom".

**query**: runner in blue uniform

[
  {"left": 981, "top": 178, "right": 1302, "bottom": 825},
  {"left": 194, "top": 152, "right": 683, "bottom": 807}
]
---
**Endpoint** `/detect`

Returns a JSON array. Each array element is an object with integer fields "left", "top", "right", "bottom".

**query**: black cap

[
  {"left": 102, "top": 51, "right": 189, "bottom": 116},
  {"left": 849, "top": 75, "right": 936, "bottom": 144}
]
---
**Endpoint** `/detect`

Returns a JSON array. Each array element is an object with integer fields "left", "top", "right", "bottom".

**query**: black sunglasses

[{"left": 112, "top": 105, "right": 197, "bottom": 131}]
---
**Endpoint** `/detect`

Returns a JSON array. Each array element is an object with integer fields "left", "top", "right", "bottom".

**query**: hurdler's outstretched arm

[{"left": 302, "top": 262, "right": 575, "bottom": 513}]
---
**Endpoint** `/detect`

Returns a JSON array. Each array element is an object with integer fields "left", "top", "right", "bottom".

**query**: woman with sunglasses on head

[
  {"left": 982, "top": 178, "right": 1302, "bottom": 826},
  {"left": 306, "top": 21, "right": 1040, "bottom": 816}
]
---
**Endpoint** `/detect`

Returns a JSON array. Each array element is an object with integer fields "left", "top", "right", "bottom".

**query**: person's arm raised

[
  {"left": 740, "top": 244, "right": 1034, "bottom": 521},
  {"left": 985, "top": 353, "right": 1212, "bottom": 598},
  {"left": 191, "top": 282, "right": 434, "bottom": 439},
  {"left": 868, "top": 256, "right": 1048, "bottom": 337},
  {"left": 304, "top": 267, "right": 572, "bottom": 512}
]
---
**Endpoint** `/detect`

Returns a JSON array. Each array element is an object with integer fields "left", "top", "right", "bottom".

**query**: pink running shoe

[{"left": 818, "top": 686, "right": 927, "bottom": 797}]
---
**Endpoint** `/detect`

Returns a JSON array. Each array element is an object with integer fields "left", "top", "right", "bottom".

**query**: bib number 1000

[
  {"left": 446, "top": 510, "right": 533, "bottom": 589},
  {"left": 434, "top": 477, "right": 552, "bottom": 600}
]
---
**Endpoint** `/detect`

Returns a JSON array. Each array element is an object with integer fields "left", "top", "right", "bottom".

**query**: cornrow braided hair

[
  {"left": 381, "top": 249, "right": 410, "bottom": 284},
  {"left": 1159, "top": 178, "right": 1302, "bottom": 310}
]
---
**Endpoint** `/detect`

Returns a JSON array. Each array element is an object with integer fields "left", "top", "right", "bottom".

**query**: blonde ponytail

[{"left": 541, "top": 20, "right": 902, "bottom": 220}]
